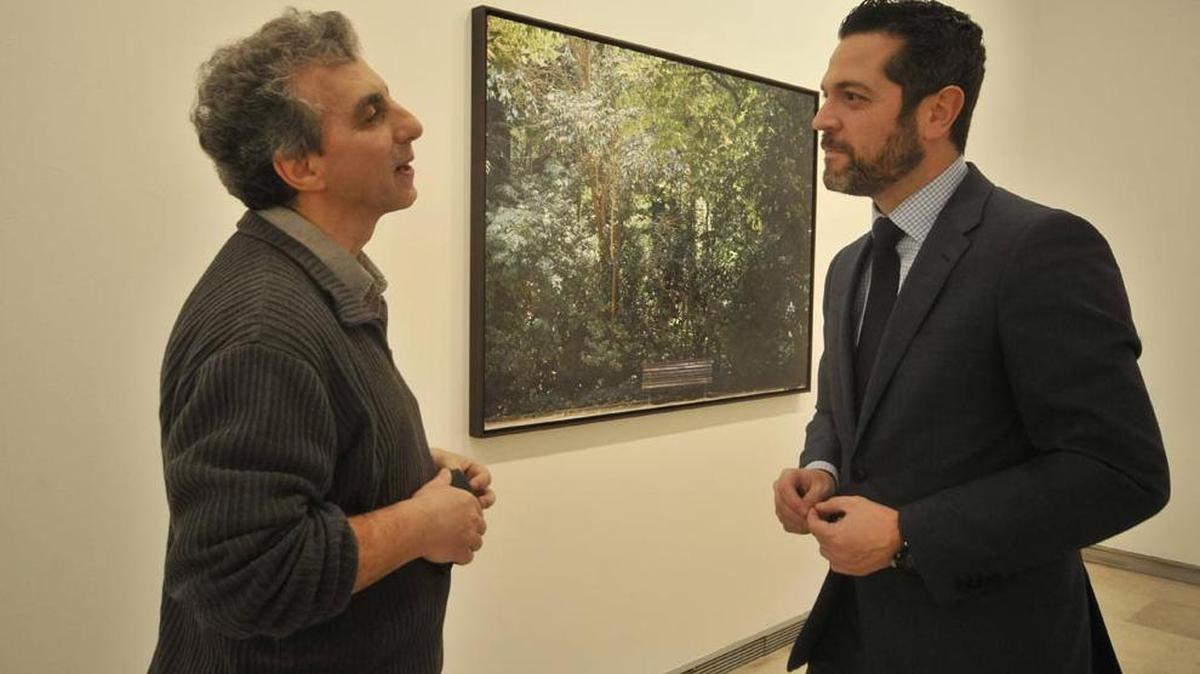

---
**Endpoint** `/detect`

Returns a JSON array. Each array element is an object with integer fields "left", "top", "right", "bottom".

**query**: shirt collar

[
  {"left": 256, "top": 206, "right": 388, "bottom": 301},
  {"left": 872, "top": 154, "right": 969, "bottom": 244}
]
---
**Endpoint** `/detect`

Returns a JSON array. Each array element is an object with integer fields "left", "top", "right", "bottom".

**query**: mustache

[{"left": 821, "top": 136, "right": 851, "bottom": 154}]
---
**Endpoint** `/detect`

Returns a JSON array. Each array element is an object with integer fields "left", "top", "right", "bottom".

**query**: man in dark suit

[{"left": 772, "top": 2, "right": 1170, "bottom": 672}]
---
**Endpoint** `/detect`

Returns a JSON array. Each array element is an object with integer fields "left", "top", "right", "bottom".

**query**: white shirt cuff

[{"left": 804, "top": 461, "right": 839, "bottom": 486}]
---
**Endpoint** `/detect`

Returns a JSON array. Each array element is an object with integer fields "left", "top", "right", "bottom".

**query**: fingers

[
  {"left": 774, "top": 498, "right": 809, "bottom": 534},
  {"left": 461, "top": 463, "right": 495, "bottom": 510},
  {"left": 775, "top": 501, "right": 810, "bottom": 534},
  {"left": 777, "top": 468, "right": 831, "bottom": 534},
  {"left": 778, "top": 468, "right": 835, "bottom": 516},
  {"left": 432, "top": 467, "right": 452, "bottom": 485},
  {"left": 800, "top": 484, "right": 827, "bottom": 509},
  {"left": 774, "top": 470, "right": 806, "bottom": 511},
  {"left": 457, "top": 514, "right": 487, "bottom": 564},
  {"left": 467, "top": 464, "right": 492, "bottom": 488},
  {"left": 812, "top": 500, "right": 838, "bottom": 515},
  {"left": 450, "top": 508, "right": 488, "bottom": 565},
  {"left": 455, "top": 533, "right": 484, "bottom": 565},
  {"left": 807, "top": 507, "right": 837, "bottom": 537},
  {"left": 469, "top": 468, "right": 495, "bottom": 509},
  {"left": 800, "top": 470, "right": 835, "bottom": 507},
  {"left": 774, "top": 488, "right": 806, "bottom": 520},
  {"left": 807, "top": 507, "right": 824, "bottom": 532},
  {"left": 477, "top": 489, "right": 497, "bottom": 509},
  {"left": 813, "top": 497, "right": 853, "bottom": 521}
]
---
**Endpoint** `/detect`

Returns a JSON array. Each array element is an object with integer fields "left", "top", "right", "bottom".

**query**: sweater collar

[{"left": 236, "top": 210, "right": 383, "bottom": 326}]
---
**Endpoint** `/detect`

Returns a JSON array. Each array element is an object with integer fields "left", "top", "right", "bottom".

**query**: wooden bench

[{"left": 641, "top": 359, "right": 714, "bottom": 390}]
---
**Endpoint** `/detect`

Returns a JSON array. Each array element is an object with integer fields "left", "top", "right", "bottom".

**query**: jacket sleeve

[
  {"left": 801, "top": 347, "right": 842, "bottom": 470},
  {"left": 899, "top": 211, "right": 1169, "bottom": 606},
  {"left": 162, "top": 343, "right": 359, "bottom": 638},
  {"left": 800, "top": 248, "right": 849, "bottom": 471}
]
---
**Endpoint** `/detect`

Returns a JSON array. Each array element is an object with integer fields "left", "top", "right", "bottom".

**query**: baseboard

[
  {"left": 664, "top": 615, "right": 806, "bottom": 674},
  {"left": 661, "top": 547, "right": 1194, "bottom": 674},
  {"left": 1084, "top": 544, "right": 1200, "bottom": 586}
]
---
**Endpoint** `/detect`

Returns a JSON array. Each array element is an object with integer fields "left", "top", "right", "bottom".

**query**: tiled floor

[{"left": 733, "top": 562, "right": 1200, "bottom": 673}]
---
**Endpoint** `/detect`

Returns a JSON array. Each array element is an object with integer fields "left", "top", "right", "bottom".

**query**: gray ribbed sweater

[{"left": 150, "top": 212, "right": 447, "bottom": 673}]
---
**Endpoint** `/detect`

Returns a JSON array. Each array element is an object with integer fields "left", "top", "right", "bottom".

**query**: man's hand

[
  {"left": 774, "top": 467, "right": 835, "bottom": 534},
  {"left": 412, "top": 469, "right": 487, "bottom": 565},
  {"left": 806, "top": 496, "right": 902, "bottom": 576},
  {"left": 430, "top": 447, "right": 496, "bottom": 508}
]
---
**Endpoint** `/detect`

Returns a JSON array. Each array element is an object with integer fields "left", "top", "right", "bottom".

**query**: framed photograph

[{"left": 470, "top": 6, "right": 817, "bottom": 436}]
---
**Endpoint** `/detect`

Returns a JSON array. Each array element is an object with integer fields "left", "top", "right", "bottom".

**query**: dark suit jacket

[{"left": 788, "top": 165, "right": 1170, "bottom": 674}]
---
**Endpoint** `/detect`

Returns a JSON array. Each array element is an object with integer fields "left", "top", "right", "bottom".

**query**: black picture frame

[{"left": 470, "top": 6, "right": 818, "bottom": 437}]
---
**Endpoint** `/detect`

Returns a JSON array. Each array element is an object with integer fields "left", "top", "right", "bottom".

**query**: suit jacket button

[{"left": 852, "top": 466, "right": 868, "bottom": 481}]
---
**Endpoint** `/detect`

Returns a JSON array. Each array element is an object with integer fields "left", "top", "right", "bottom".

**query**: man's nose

[
  {"left": 811, "top": 101, "right": 834, "bottom": 132},
  {"left": 393, "top": 106, "right": 423, "bottom": 143}
]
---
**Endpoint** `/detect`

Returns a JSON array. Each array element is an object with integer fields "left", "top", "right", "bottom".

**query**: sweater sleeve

[{"left": 161, "top": 343, "right": 359, "bottom": 639}]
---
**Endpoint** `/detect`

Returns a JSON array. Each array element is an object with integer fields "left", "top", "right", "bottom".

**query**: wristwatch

[{"left": 890, "top": 540, "right": 914, "bottom": 571}]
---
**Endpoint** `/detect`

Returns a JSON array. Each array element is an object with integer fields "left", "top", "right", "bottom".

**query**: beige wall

[
  {"left": 1014, "top": 0, "right": 1200, "bottom": 567},
  {"left": 0, "top": 1, "right": 1191, "bottom": 672}
]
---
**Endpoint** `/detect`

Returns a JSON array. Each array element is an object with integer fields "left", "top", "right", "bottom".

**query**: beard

[{"left": 821, "top": 112, "right": 924, "bottom": 196}]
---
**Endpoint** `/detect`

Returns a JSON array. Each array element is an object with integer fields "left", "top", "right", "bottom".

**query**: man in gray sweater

[{"left": 150, "top": 10, "right": 494, "bottom": 673}]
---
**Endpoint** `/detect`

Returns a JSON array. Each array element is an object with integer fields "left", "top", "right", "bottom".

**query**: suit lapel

[{"left": 854, "top": 165, "right": 995, "bottom": 446}]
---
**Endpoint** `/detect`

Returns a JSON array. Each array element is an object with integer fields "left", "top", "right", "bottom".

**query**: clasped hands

[
  {"left": 431, "top": 448, "right": 497, "bottom": 509},
  {"left": 773, "top": 468, "right": 902, "bottom": 576},
  {"left": 414, "top": 448, "right": 496, "bottom": 565}
]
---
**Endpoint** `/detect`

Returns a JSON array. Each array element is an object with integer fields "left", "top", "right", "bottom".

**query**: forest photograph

[{"left": 473, "top": 10, "right": 817, "bottom": 434}]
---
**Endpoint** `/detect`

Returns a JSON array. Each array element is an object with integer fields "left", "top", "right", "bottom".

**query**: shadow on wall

[{"left": 466, "top": 393, "right": 803, "bottom": 464}]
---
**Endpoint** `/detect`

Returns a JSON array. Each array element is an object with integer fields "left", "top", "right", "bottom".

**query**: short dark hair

[
  {"left": 191, "top": 9, "right": 360, "bottom": 209},
  {"left": 840, "top": 0, "right": 985, "bottom": 152}
]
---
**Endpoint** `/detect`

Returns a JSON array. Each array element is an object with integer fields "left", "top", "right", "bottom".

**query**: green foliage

[{"left": 483, "top": 16, "right": 816, "bottom": 423}]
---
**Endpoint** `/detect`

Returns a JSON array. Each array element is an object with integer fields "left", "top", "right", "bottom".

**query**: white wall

[
  {"left": 0, "top": 1, "right": 1189, "bottom": 673},
  {"left": 1014, "top": 0, "right": 1200, "bottom": 567}
]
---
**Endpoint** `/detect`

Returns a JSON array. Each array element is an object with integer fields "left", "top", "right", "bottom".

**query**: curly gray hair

[{"left": 192, "top": 8, "right": 360, "bottom": 209}]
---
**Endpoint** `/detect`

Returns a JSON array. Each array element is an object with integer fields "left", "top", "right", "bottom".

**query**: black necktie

[{"left": 855, "top": 217, "right": 903, "bottom": 412}]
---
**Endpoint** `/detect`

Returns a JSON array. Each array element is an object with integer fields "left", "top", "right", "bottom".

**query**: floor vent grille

[{"left": 669, "top": 615, "right": 805, "bottom": 674}]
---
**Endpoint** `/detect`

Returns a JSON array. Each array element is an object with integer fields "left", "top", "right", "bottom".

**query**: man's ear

[
  {"left": 273, "top": 150, "right": 325, "bottom": 193},
  {"left": 918, "top": 85, "right": 965, "bottom": 142}
]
